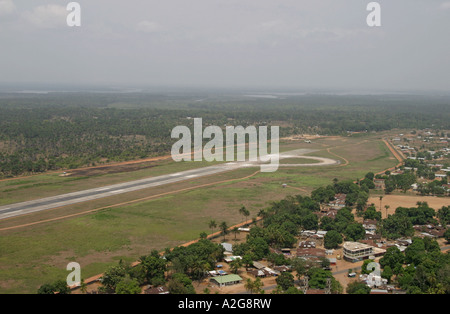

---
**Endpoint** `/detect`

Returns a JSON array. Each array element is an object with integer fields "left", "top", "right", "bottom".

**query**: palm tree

[
  {"left": 267, "top": 227, "right": 286, "bottom": 248},
  {"left": 239, "top": 206, "right": 247, "bottom": 223},
  {"left": 243, "top": 208, "right": 250, "bottom": 223},
  {"left": 208, "top": 220, "right": 217, "bottom": 235},
  {"left": 257, "top": 209, "right": 266, "bottom": 219},
  {"left": 229, "top": 259, "right": 242, "bottom": 274},
  {"left": 219, "top": 221, "right": 229, "bottom": 241},
  {"left": 232, "top": 227, "right": 240, "bottom": 241},
  {"left": 257, "top": 209, "right": 267, "bottom": 226},
  {"left": 245, "top": 278, "right": 255, "bottom": 294},
  {"left": 80, "top": 279, "right": 87, "bottom": 294},
  {"left": 191, "top": 260, "right": 207, "bottom": 281},
  {"left": 379, "top": 196, "right": 383, "bottom": 211},
  {"left": 384, "top": 205, "right": 390, "bottom": 218},
  {"left": 253, "top": 278, "right": 264, "bottom": 294}
]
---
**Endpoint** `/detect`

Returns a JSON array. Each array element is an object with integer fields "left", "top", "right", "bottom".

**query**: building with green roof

[{"left": 210, "top": 274, "right": 243, "bottom": 287}]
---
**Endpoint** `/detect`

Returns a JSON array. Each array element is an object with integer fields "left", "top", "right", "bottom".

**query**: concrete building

[
  {"left": 360, "top": 273, "right": 388, "bottom": 288},
  {"left": 210, "top": 274, "right": 243, "bottom": 287},
  {"left": 343, "top": 241, "right": 374, "bottom": 262}
]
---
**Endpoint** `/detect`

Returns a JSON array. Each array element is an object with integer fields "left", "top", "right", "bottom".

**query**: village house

[
  {"left": 210, "top": 274, "right": 243, "bottom": 288},
  {"left": 374, "top": 179, "right": 385, "bottom": 190},
  {"left": 396, "top": 238, "right": 412, "bottom": 247},
  {"left": 144, "top": 285, "right": 169, "bottom": 294},
  {"left": 300, "top": 230, "right": 328, "bottom": 241},
  {"left": 328, "top": 193, "right": 347, "bottom": 209},
  {"left": 443, "top": 184, "right": 450, "bottom": 193},
  {"left": 273, "top": 265, "right": 291, "bottom": 273},
  {"left": 247, "top": 269, "right": 269, "bottom": 278},
  {"left": 223, "top": 256, "right": 242, "bottom": 263},
  {"left": 252, "top": 261, "right": 266, "bottom": 270},
  {"left": 296, "top": 247, "right": 326, "bottom": 262},
  {"left": 327, "top": 257, "right": 337, "bottom": 266},
  {"left": 413, "top": 225, "right": 447, "bottom": 238},
  {"left": 360, "top": 273, "right": 388, "bottom": 289},
  {"left": 316, "top": 206, "right": 338, "bottom": 219},
  {"left": 298, "top": 240, "right": 316, "bottom": 248},
  {"left": 247, "top": 264, "right": 285, "bottom": 278},
  {"left": 300, "top": 230, "right": 316, "bottom": 238},
  {"left": 363, "top": 219, "right": 378, "bottom": 233},
  {"left": 391, "top": 169, "right": 404, "bottom": 176}
]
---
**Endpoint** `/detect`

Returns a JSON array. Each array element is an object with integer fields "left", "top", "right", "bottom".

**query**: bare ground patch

[{"left": 369, "top": 194, "right": 450, "bottom": 218}]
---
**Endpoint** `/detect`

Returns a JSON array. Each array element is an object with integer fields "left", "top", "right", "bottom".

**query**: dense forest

[{"left": 1, "top": 91, "right": 449, "bottom": 177}]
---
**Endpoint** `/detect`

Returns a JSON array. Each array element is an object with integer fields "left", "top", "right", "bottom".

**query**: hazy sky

[{"left": 1, "top": 0, "right": 449, "bottom": 91}]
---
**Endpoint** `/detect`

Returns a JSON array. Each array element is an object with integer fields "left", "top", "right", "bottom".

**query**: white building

[
  {"left": 343, "top": 241, "right": 385, "bottom": 263},
  {"left": 360, "top": 273, "right": 388, "bottom": 288}
]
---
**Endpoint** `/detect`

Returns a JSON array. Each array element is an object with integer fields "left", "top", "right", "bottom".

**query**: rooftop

[
  {"left": 221, "top": 242, "right": 233, "bottom": 252},
  {"left": 145, "top": 286, "right": 169, "bottom": 294},
  {"left": 211, "top": 274, "right": 243, "bottom": 284},
  {"left": 296, "top": 247, "right": 326, "bottom": 258},
  {"left": 252, "top": 261, "right": 266, "bottom": 269},
  {"left": 343, "top": 241, "right": 373, "bottom": 251}
]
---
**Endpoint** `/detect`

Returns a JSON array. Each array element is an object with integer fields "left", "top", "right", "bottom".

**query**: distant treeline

[{"left": 0, "top": 92, "right": 449, "bottom": 177}]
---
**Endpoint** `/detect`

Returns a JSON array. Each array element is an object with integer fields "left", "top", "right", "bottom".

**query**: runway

[{"left": 0, "top": 149, "right": 338, "bottom": 220}]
